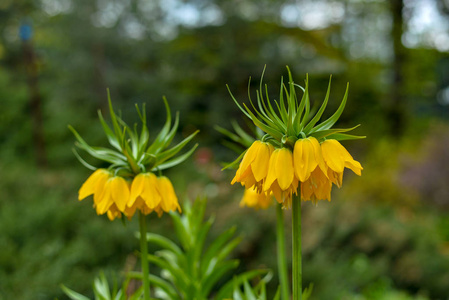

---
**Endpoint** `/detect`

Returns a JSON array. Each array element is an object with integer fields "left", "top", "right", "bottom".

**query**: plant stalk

[
  {"left": 139, "top": 211, "right": 150, "bottom": 300},
  {"left": 292, "top": 193, "right": 302, "bottom": 300},
  {"left": 276, "top": 203, "right": 290, "bottom": 300}
]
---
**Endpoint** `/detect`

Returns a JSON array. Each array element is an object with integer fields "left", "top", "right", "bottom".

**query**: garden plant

[{"left": 62, "top": 67, "right": 363, "bottom": 300}]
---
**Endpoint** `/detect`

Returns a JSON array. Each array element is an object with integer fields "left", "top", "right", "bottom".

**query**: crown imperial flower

[
  {"left": 72, "top": 93, "right": 197, "bottom": 220},
  {"left": 227, "top": 67, "right": 364, "bottom": 207}
]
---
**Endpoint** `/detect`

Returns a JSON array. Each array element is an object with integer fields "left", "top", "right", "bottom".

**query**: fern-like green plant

[
  {"left": 61, "top": 272, "right": 143, "bottom": 300},
  {"left": 142, "top": 198, "right": 269, "bottom": 299}
]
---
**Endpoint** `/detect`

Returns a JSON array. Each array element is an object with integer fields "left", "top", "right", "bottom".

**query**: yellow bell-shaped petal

[
  {"left": 78, "top": 169, "right": 111, "bottom": 201},
  {"left": 321, "top": 139, "right": 363, "bottom": 175},
  {"left": 232, "top": 140, "right": 273, "bottom": 189},
  {"left": 293, "top": 137, "right": 327, "bottom": 182}
]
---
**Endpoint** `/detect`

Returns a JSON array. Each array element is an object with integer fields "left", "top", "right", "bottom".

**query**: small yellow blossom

[
  {"left": 129, "top": 173, "right": 162, "bottom": 210},
  {"left": 239, "top": 188, "right": 273, "bottom": 210},
  {"left": 321, "top": 139, "right": 362, "bottom": 187},
  {"left": 95, "top": 176, "right": 130, "bottom": 215},
  {"left": 293, "top": 137, "right": 327, "bottom": 182},
  {"left": 129, "top": 173, "right": 181, "bottom": 217},
  {"left": 264, "top": 148, "right": 299, "bottom": 207},
  {"left": 232, "top": 140, "right": 274, "bottom": 192}
]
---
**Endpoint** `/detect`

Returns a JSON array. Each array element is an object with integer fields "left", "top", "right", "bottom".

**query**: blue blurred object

[{"left": 20, "top": 20, "right": 32, "bottom": 41}]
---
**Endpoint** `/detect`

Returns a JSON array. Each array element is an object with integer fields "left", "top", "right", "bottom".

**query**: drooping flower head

[
  {"left": 72, "top": 93, "right": 198, "bottom": 220},
  {"left": 226, "top": 67, "right": 364, "bottom": 208}
]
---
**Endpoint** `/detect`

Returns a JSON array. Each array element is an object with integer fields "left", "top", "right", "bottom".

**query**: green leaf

[
  {"left": 201, "top": 226, "right": 237, "bottom": 275},
  {"left": 170, "top": 211, "right": 190, "bottom": 250},
  {"left": 72, "top": 148, "right": 96, "bottom": 171},
  {"left": 61, "top": 285, "right": 91, "bottom": 300},
  {"left": 146, "top": 97, "right": 172, "bottom": 154},
  {"left": 325, "top": 133, "right": 366, "bottom": 141},
  {"left": 107, "top": 89, "right": 124, "bottom": 146},
  {"left": 303, "top": 283, "right": 314, "bottom": 300},
  {"left": 311, "top": 82, "right": 349, "bottom": 133},
  {"left": 215, "top": 270, "right": 269, "bottom": 300},
  {"left": 227, "top": 84, "right": 252, "bottom": 119},
  {"left": 304, "top": 75, "right": 332, "bottom": 133},
  {"left": 298, "top": 74, "right": 310, "bottom": 131},
  {"left": 93, "top": 273, "right": 111, "bottom": 300},
  {"left": 147, "top": 254, "right": 189, "bottom": 291},
  {"left": 98, "top": 110, "right": 121, "bottom": 151},
  {"left": 214, "top": 125, "right": 242, "bottom": 144},
  {"left": 221, "top": 150, "right": 246, "bottom": 171},
  {"left": 153, "top": 130, "right": 199, "bottom": 166},
  {"left": 243, "top": 104, "right": 283, "bottom": 140},
  {"left": 151, "top": 143, "right": 198, "bottom": 171},
  {"left": 231, "top": 120, "right": 256, "bottom": 146},
  {"left": 309, "top": 125, "right": 360, "bottom": 140},
  {"left": 243, "top": 280, "right": 257, "bottom": 300},
  {"left": 201, "top": 259, "right": 240, "bottom": 296},
  {"left": 145, "top": 233, "right": 183, "bottom": 256}
]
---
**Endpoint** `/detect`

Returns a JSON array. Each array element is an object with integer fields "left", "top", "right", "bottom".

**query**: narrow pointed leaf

[
  {"left": 311, "top": 83, "right": 349, "bottom": 132},
  {"left": 304, "top": 76, "right": 332, "bottom": 133}
]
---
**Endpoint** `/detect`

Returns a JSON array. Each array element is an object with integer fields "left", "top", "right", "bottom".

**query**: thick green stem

[
  {"left": 276, "top": 203, "right": 291, "bottom": 300},
  {"left": 292, "top": 193, "right": 302, "bottom": 300},
  {"left": 139, "top": 212, "right": 150, "bottom": 300}
]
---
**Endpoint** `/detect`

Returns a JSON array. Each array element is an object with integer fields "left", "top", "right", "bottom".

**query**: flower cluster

[
  {"left": 71, "top": 93, "right": 197, "bottom": 220},
  {"left": 228, "top": 68, "right": 364, "bottom": 208},
  {"left": 78, "top": 169, "right": 180, "bottom": 220},
  {"left": 233, "top": 138, "right": 362, "bottom": 208}
]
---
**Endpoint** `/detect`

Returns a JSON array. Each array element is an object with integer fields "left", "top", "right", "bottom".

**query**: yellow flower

[
  {"left": 95, "top": 176, "right": 130, "bottom": 215},
  {"left": 239, "top": 188, "right": 273, "bottom": 210},
  {"left": 293, "top": 137, "right": 327, "bottom": 182},
  {"left": 78, "top": 169, "right": 111, "bottom": 201},
  {"left": 232, "top": 140, "right": 274, "bottom": 192},
  {"left": 321, "top": 139, "right": 363, "bottom": 188},
  {"left": 264, "top": 148, "right": 298, "bottom": 207},
  {"left": 128, "top": 173, "right": 181, "bottom": 217},
  {"left": 301, "top": 167, "right": 332, "bottom": 203},
  {"left": 129, "top": 173, "right": 161, "bottom": 209}
]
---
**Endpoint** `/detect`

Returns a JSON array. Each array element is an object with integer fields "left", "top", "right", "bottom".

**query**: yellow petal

[
  {"left": 129, "top": 174, "right": 146, "bottom": 206},
  {"left": 158, "top": 176, "right": 179, "bottom": 212},
  {"left": 294, "top": 139, "right": 317, "bottom": 182},
  {"left": 264, "top": 150, "right": 279, "bottom": 191},
  {"left": 239, "top": 141, "right": 260, "bottom": 175},
  {"left": 251, "top": 142, "right": 272, "bottom": 182},
  {"left": 141, "top": 173, "right": 161, "bottom": 209},
  {"left": 275, "top": 148, "right": 294, "bottom": 190},
  {"left": 321, "top": 140, "right": 345, "bottom": 173},
  {"left": 111, "top": 176, "right": 130, "bottom": 212},
  {"left": 96, "top": 180, "right": 113, "bottom": 214},
  {"left": 78, "top": 169, "right": 110, "bottom": 200},
  {"left": 345, "top": 160, "right": 363, "bottom": 176}
]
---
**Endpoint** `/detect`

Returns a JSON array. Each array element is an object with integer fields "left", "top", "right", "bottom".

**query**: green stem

[
  {"left": 139, "top": 211, "right": 150, "bottom": 300},
  {"left": 292, "top": 193, "right": 302, "bottom": 300},
  {"left": 276, "top": 203, "right": 291, "bottom": 300}
]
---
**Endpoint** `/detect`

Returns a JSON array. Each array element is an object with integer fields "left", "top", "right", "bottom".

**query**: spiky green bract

[
  {"left": 69, "top": 90, "right": 198, "bottom": 176},
  {"left": 227, "top": 67, "right": 365, "bottom": 152},
  {"left": 61, "top": 271, "right": 144, "bottom": 300},
  {"left": 142, "top": 198, "right": 269, "bottom": 299}
]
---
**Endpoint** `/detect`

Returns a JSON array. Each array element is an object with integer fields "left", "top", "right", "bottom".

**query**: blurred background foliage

[{"left": 1, "top": 0, "right": 449, "bottom": 299}]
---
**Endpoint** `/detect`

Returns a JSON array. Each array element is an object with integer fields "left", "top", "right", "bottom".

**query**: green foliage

[
  {"left": 145, "top": 198, "right": 269, "bottom": 299},
  {"left": 227, "top": 66, "right": 365, "bottom": 151},
  {"left": 61, "top": 272, "right": 143, "bottom": 300},
  {"left": 70, "top": 93, "right": 198, "bottom": 175}
]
